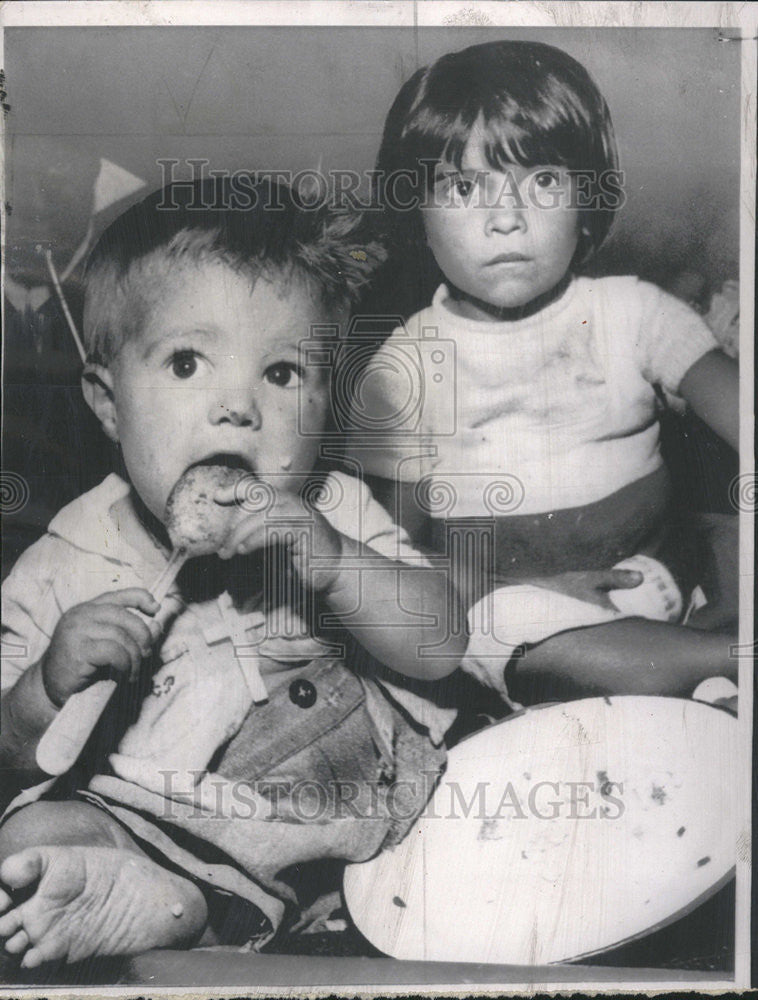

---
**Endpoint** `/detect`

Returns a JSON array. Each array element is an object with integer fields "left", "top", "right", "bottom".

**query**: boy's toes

[
  {"left": 0, "top": 907, "right": 24, "bottom": 939},
  {"left": 0, "top": 887, "right": 13, "bottom": 914},
  {"left": 21, "top": 938, "right": 65, "bottom": 970},
  {"left": 4, "top": 928, "right": 30, "bottom": 955},
  {"left": 0, "top": 849, "right": 44, "bottom": 892}
]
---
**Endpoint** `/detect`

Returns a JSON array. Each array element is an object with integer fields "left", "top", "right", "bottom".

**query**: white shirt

[{"left": 346, "top": 277, "right": 718, "bottom": 517}]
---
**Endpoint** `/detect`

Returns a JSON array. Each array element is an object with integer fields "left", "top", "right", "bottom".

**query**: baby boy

[{"left": 0, "top": 177, "right": 464, "bottom": 968}]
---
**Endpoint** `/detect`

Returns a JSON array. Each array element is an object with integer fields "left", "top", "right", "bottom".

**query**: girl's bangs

[
  {"left": 415, "top": 102, "right": 591, "bottom": 180},
  {"left": 477, "top": 115, "right": 565, "bottom": 171}
]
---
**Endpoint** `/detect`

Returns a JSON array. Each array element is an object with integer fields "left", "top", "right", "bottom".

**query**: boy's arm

[
  {"left": 328, "top": 476, "right": 465, "bottom": 679},
  {"left": 1, "top": 586, "right": 157, "bottom": 793},
  {"left": 315, "top": 503, "right": 645, "bottom": 683},
  {"left": 219, "top": 476, "right": 466, "bottom": 681},
  {"left": 363, "top": 475, "right": 430, "bottom": 548},
  {"left": 318, "top": 533, "right": 466, "bottom": 682},
  {"left": 678, "top": 348, "right": 739, "bottom": 451},
  {"left": 1, "top": 567, "right": 62, "bottom": 790}
]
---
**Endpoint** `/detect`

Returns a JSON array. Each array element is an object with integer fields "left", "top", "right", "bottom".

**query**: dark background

[{"left": 3, "top": 27, "right": 741, "bottom": 286}]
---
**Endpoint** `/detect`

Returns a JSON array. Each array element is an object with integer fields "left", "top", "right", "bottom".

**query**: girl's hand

[
  {"left": 215, "top": 482, "right": 344, "bottom": 593},
  {"left": 41, "top": 589, "right": 159, "bottom": 708},
  {"left": 511, "top": 568, "right": 643, "bottom": 611}
]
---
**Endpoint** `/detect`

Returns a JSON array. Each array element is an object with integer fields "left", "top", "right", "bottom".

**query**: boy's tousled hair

[
  {"left": 84, "top": 175, "right": 384, "bottom": 364},
  {"left": 376, "top": 41, "right": 619, "bottom": 266}
]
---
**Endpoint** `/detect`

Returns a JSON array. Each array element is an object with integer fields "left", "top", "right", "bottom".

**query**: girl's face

[{"left": 421, "top": 129, "right": 581, "bottom": 319}]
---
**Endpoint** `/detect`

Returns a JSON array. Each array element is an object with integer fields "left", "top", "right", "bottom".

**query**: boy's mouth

[{"left": 189, "top": 453, "right": 256, "bottom": 475}]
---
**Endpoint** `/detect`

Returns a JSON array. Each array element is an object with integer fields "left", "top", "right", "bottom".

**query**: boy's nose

[{"left": 208, "top": 393, "right": 262, "bottom": 429}]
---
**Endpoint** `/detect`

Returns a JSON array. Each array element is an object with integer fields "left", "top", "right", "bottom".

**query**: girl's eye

[
  {"left": 264, "top": 362, "right": 303, "bottom": 389},
  {"left": 534, "top": 169, "right": 560, "bottom": 188},
  {"left": 170, "top": 350, "right": 200, "bottom": 379}
]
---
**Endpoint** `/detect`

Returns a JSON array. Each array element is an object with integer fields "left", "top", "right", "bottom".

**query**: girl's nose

[
  {"left": 208, "top": 391, "right": 262, "bottom": 429},
  {"left": 485, "top": 205, "right": 527, "bottom": 237}
]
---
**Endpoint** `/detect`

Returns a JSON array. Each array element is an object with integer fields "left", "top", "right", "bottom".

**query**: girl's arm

[
  {"left": 508, "top": 617, "right": 736, "bottom": 702},
  {"left": 677, "top": 348, "right": 739, "bottom": 451}
]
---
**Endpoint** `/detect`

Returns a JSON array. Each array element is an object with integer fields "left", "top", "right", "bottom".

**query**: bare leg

[
  {"left": 0, "top": 800, "right": 150, "bottom": 859},
  {"left": 509, "top": 619, "right": 736, "bottom": 703},
  {"left": 0, "top": 801, "right": 207, "bottom": 968}
]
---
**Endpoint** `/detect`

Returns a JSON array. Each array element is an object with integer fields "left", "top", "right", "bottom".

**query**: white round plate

[{"left": 344, "top": 696, "right": 738, "bottom": 965}]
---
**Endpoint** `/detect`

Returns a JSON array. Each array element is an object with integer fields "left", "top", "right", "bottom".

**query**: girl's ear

[{"left": 82, "top": 364, "right": 119, "bottom": 442}]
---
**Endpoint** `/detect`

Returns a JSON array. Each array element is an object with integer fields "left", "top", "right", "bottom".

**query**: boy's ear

[{"left": 82, "top": 363, "right": 119, "bottom": 442}]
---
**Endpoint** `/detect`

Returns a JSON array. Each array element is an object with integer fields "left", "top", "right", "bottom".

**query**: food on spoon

[{"left": 165, "top": 464, "right": 248, "bottom": 556}]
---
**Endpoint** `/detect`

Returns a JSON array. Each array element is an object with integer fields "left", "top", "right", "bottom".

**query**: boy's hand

[
  {"left": 510, "top": 568, "right": 643, "bottom": 611},
  {"left": 41, "top": 588, "right": 159, "bottom": 708},
  {"left": 215, "top": 483, "right": 343, "bottom": 593}
]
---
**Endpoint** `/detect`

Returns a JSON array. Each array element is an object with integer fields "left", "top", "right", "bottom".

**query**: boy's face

[
  {"left": 421, "top": 129, "right": 580, "bottom": 317},
  {"left": 102, "top": 262, "right": 330, "bottom": 524}
]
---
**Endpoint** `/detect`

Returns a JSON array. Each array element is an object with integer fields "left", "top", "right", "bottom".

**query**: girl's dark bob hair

[{"left": 375, "top": 40, "right": 620, "bottom": 267}]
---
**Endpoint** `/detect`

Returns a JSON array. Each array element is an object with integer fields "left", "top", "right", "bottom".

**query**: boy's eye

[
  {"left": 534, "top": 169, "right": 560, "bottom": 188},
  {"left": 454, "top": 178, "right": 474, "bottom": 198},
  {"left": 170, "top": 350, "right": 199, "bottom": 379},
  {"left": 264, "top": 362, "right": 303, "bottom": 389}
]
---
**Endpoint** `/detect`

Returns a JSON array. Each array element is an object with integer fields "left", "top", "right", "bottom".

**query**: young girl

[{"left": 347, "top": 40, "right": 739, "bottom": 705}]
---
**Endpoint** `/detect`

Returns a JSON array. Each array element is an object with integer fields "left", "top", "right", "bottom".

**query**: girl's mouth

[{"left": 487, "top": 253, "right": 531, "bottom": 266}]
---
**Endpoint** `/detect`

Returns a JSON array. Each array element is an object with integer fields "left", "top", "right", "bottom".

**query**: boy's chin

[
  {"left": 127, "top": 486, "right": 172, "bottom": 546},
  {"left": 175, "top": 544, "right": 290, "bottom": 609}
]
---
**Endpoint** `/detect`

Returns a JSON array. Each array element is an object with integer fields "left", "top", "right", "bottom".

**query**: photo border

[{"left": 0, "top": 1, "right": 754, "bottom": 995}]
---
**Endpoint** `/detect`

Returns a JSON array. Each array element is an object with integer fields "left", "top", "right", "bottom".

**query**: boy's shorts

[{"left": 80, "top": 656, "right": 446, "bottom": 940}]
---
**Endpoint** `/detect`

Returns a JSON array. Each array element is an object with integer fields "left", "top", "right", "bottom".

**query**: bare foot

[{"left": 0, "top": 846, "right": 207, "bottom": 968}]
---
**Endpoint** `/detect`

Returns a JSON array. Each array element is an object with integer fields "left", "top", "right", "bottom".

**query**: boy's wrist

[
  {"left": 308, "top": 527, "right": 347, "bottom": 596},
  {"left": 0, "top": 659, "right": 61, "bottom": 774},
  {"left": 38, "top": 655, "right": 66, "bottom": 710}
]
